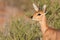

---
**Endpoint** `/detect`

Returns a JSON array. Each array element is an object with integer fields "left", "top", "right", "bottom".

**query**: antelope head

[{"left": 31, "top": 3, "right": 47, "bottom": 22}]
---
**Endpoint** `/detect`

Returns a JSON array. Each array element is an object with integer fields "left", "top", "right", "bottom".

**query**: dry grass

[{"left": 0, "top": 0, "right": 60, "bottom": 40}]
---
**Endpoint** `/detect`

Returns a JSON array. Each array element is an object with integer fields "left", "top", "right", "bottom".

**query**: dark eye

[{"left": 38, "top": 14, "right": 41, "bottom": 16}]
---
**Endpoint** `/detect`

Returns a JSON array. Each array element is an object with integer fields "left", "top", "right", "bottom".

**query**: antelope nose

[{"left": 31, "top": 16, "right": 33, "bottom": 18}]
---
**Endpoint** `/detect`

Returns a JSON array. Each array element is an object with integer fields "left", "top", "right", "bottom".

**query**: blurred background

[{"left": 0, "top": 0, "right": 60, "bottom": 40}]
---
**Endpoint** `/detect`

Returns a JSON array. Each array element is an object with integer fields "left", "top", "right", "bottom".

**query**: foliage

[{"left": 0, "top": 0, "right": 60, "bottom": 40}]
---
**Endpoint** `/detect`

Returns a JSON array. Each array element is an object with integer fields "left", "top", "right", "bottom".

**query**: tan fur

[{"left": 32, "top": 4, "right": 60, "bottom": 40}]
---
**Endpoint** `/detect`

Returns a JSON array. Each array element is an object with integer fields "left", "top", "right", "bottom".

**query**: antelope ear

[
  {"left": 33, "top": 3, "right": 39, "bottom": 11},
  {"left": 43, "top": 4, "right": 46, "bottom": 13}
]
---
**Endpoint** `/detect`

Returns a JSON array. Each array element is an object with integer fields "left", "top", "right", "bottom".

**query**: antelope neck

[{"left": 39, "top": 15, "right": 48, "bottom": 34}]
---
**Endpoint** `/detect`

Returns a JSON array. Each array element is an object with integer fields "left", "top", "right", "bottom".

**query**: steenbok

[{"left": 31, "top": 3, "right": 60, "bottom": 40}]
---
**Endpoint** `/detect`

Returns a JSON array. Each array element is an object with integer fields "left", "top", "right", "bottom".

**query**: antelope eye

[{"left": 38, "top": 14, "right": 41, "bottom": 16}]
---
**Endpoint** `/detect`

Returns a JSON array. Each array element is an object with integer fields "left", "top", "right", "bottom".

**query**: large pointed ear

[
  {"left": 33, "top": 3, "right": 39, "bottom": 11},
  {"left": 43, "top": 4, "right": 46, "bottom": 13}
]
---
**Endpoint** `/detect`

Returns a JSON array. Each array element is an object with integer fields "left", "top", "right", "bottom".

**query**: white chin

[
  {"left": 32, "top": 19, "right": 38, "bottom": 21},
  {"left": 32, "top": 19, "right": 35, "bottom": 20}
]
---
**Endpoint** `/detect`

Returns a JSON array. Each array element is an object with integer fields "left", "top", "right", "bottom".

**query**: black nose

[{"left": 31, "top": 16, "right": 33, "bottom": 18}]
